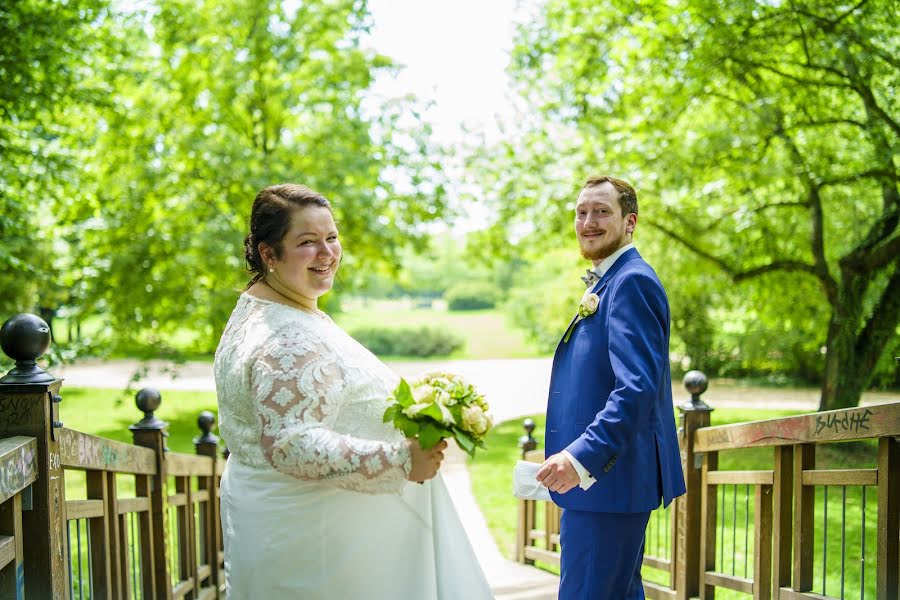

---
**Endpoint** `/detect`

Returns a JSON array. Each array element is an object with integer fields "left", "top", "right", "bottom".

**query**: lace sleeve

[{"left": 250, "top": 335, "right": 411, "bottom": 494}]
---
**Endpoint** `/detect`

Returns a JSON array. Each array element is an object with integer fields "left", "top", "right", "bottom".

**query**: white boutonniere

[
  {"left": 578, "top": 292, "right": 600, "bottom": 317},
  {"left": 563, "top": 291, "right": 601, "bottom": 343}
]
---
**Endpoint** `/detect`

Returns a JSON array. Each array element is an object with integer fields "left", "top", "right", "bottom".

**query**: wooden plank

[
  {"left": 193, "top": 489, "right": 209, "bottom": 503},
  {"left": 0, "top": 535, "right": 14, "bottom": 571},
  {"left": 87, "top": 470, "right": 113, "bottom": 599},
  {"left": 793, "top": 444, "right": 815, "bottom": 592},
  {"left": 876, "top": 436, "right": 899, "bottom": 600},
  {"left": 0, "top": 493, "right": 23, "bottom": 598},
  {"left": 706, "top": 470, "right": 774, "bottom": 485},
  {"left": 801, "top": 468, "right": 877, "bottom": 486},
  {"left": 197, "top": 564, "right": 211, "bottom": 580},
  {"left": 66, "top": 499, "right": 105, "bottom": 520},
  {"left": 777, "top": 587, "right": 831, "bottom": 599},
  {"left": 523, "top": 546, "right": 560, "bottom": 566},
  {"left": 754, "top": 485, "right": 773, "bottom": 600},
  {"left": 197, "top": 587, "right": 217, "bottom": 600},
  {"left": 166, "top": 452, "right": 214, "bottom": 477},
  {"left": 0, "top": 437, "right": 38, "bottom": 504},
  {"left": 695, "top": 402, "right": 900, "bottom": 452},
  {"left": 772, "top": 446, "right": 793, "bottom": 599},
  {"left": 699, "top": 450, "right": 719, "bottom": 600},
  {"left": 59, "top": 428, "right": 156, "bottom": 474},
  {"left": 107, "top": 470, "right": 124, "bottom": 598},
  {"left": 643, "top": 555, "right": 671, "bottom": 571},
  {"left": 117, "top": 497, "right": 151, "bottom": 514},
  {"left": 172, "top": 578, "right": 194, "bottom": 599},
  {"left": 704, "top": 571, "right": 754, "bottom": 593},
  {"left": 642, "top": 580, "right": 677, "bottom": 599},
  {"left": 215, "top": 460, "right": 224, "bottom": 476},
  {"left": 135, "top": 474, "right": 157, "bottom": 599},
  {"left": 168, "top": 493, "right": 187, "bottom": 507}
]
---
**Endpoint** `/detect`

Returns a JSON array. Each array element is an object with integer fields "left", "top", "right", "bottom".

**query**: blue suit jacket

[{"left": 546, "top": 248, "right": 686, "bottom": 513}]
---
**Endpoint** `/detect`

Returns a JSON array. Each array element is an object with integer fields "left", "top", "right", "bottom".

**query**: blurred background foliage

[{"left": 1, "top": 0, "right": 897, "bottom": 409}]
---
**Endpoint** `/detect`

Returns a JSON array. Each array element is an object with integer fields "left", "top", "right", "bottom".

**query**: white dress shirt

[{"left": 561, "top": 243, "right": 635, "bottom": 490}]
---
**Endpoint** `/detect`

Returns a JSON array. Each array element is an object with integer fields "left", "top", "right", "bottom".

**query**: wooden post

[
  {"left": 130, "top": 388, "right": 173, "bottom": 600},
  {"left": 771, "top": 445, "right": 793, "bottom": 598},
  {"left": 0, "top": 313, "right": 68, "bottom": 599},
  {"left": 876, "top": 436, "right": 899, "bottom": 600},
  {"left": 699, "top": 449, "right": 718, "bottom": 600},
  {"left": 516, "top": 419, "right": 539, "bottom": 565},
  {"left": 194, "top": 411, "right": 221, "bottom": 595},
  {"left": 675, "top": 370, "right": 714, "bottom": 600},
  {"left": 753, "top": 484, "right": 773, "bottom": 600},
  {"left": 792, "top": 443, "right": 815, "bottom": 592}
]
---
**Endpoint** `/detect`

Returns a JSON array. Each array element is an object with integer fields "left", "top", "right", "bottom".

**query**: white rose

[
  {"left": 579, "top": 292, "right": 600, "bottom": 317},
  {"left": 412, "top": 384, "right": 435, "bottom": 403},
  {"left": 462, "top": 405, "right": 489, "bottom": 436}
]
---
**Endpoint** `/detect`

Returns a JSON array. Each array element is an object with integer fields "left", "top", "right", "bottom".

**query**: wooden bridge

[{"left": 516, "top": 373, "right": 900, "bottom": 599}]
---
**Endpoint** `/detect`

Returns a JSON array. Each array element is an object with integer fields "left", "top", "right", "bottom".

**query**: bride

[{"left": 214, "top": 183, "right": 493, "bottom": 599}]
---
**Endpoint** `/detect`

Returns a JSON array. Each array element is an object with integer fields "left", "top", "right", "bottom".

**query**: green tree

[
  {"left": 475, "top": 0, "right": 898, "bottom": 409},
  {"left": 0, "top": 0, "right": 115, "bottom": 324},
  {"left": 53, "top": 0, "right": 446, "bottom": 353}
]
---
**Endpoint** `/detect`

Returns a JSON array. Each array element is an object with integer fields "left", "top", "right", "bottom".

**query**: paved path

[{"left": 53, "top": 358, "right": 900, "bottom": 599}]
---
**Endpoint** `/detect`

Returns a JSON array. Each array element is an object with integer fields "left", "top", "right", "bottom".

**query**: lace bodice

[{"left": 214, "top": 293, "right": 411, "bottom": 494}]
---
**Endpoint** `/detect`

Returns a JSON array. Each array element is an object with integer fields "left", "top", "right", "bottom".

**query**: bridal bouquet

[{"left": 383, "top": 371, "right": 493, "bottom": 458}]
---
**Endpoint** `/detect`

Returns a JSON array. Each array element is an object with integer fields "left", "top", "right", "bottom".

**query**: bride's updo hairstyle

[{"left": 244, "top": 183, "right": 332, "bottom": 288}]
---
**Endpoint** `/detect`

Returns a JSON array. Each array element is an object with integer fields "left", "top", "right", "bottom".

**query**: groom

[{"left": 537, "top": 175, "right": 686, "bottom": 599}]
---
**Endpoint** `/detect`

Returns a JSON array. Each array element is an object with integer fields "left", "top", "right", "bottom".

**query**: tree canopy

[{"left": 2, "top": 0, "right": 446, "bottom": 354}]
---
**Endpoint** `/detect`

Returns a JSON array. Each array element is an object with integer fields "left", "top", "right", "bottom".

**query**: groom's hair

[{"left": 583, "top": 175, "right": 637, "bottom": 216}]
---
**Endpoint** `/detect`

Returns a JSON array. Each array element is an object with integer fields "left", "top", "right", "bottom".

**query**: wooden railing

[
  {"left": 0, "top": 312, "right": 227, "bottom": 600},
  {"left": 515, "top": 373, "right": 900, "bottom": 600},
  {"left": 0, "top": 436, "right": 38, "bottom": 598}
]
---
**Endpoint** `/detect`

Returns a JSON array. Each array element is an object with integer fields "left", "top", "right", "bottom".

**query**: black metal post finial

[
  {"left": 194, "top": 410, "right": 219, "bottom": 445},
  {"left": 129, "top": 387, "right": 168, "bottom": 431},
  {"left": 518, "top": 417, "right": 537, "bottom": 456},
  {"left": 680, "top": 370, "right": 712, "bottom": 412},
  {"left": 0, "top": 313, "right": 56, "bottom": 384}
]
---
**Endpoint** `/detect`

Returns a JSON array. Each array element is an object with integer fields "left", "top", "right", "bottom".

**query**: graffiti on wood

[
  {"left": 814, "top": 408, "right": 872, "bottom": 437},
  {"left": 0, "top": 439, "right": 37, "bottom": 504},
  {"left": 0, "top": 398, "right": 33, "bottom": 430}
]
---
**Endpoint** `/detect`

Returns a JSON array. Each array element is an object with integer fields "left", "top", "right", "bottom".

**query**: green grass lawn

[
  {"left": 334, "top": 299, "right": 542, "bottom": 360},
  {"left": 470, "top": 409, "right": 880, "bottom": 598}
]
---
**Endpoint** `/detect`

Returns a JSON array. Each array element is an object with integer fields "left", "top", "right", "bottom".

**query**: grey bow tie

[{"left": 581, "top": 269, "right": 600, "bottom": 287}]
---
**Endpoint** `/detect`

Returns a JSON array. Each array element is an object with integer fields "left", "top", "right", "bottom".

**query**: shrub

[
  {"left": 350, "top": 326, "right": 464, "bottom": 357},
  {"left": 445, "top": 282, "right": 502, "bottom": 311}
]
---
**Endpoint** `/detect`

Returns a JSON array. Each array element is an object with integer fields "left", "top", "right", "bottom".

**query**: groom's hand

[{"left": 536, "top": 453, "right": 581, "bottom": 494}]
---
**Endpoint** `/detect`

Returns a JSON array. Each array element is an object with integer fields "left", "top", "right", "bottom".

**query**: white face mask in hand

[{"left": 512, "top": 460, "right": 552, "bottom": 501}]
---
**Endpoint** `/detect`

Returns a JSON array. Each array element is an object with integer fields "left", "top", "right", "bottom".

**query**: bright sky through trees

[{"left": 366, "top": 0, "right": 518, "bottom": 146}]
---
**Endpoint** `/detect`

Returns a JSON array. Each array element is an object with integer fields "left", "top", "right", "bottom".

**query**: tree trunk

[
  {"left": 819, "top": 313, "right": 870, "bottom": 411},
  {"left": 818, "top": 271, "right": 885, "bottom": 412}
]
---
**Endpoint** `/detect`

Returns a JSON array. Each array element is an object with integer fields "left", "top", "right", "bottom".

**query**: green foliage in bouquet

[{"left": 383, "top": 372, "right": 493, "bottom": 458}]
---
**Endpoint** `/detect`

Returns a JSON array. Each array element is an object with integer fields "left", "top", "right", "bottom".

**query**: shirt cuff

[{"left": 561, "top": 450, "right": 596, "bottom": 490}]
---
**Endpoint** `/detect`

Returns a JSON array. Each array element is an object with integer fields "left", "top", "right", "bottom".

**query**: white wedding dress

[{"left": 214, "top": 293, "right": 493, "bottom": 599}]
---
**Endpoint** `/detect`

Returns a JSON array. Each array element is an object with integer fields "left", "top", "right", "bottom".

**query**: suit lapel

[{"left": 554, "top": 248, "right": 643, "bottom": 353}]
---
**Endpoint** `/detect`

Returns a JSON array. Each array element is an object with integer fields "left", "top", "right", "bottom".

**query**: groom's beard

[{"left": 579, "top": 230, "right": 627, "bottom": 262}]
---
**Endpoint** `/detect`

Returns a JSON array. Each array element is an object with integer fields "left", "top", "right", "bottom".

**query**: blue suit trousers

[{"left": 559, "top": 509, "right": 650, "bottom": 599}]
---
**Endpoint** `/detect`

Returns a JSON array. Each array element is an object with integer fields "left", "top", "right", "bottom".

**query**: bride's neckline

[{"left": 242, "top": 292, "right": 331, "bottom": 322}]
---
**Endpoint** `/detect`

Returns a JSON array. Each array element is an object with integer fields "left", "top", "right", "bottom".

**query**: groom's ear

[{"left": 625, "top": 213, "right": 637, "bottom": 234}]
